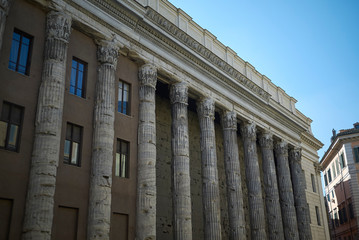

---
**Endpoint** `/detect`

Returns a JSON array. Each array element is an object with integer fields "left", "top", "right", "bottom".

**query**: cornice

[{"left": 301, "top": 132, "right": 323, "bottom": 151}]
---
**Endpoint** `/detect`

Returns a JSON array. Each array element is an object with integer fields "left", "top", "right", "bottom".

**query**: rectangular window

[
  {"left": 340, "top": 153, "right": 346, "bottom": 168},
  {"left": 353, "top": 147, "right": 359, "bottom": 163},
  {"left": 349, "top": 203, "right": 354, "bottom": 219},
  {"left": 0, "top": 102, "right": 23, "bottom": 151},
  {"left": 311, "top": 174, "right": 317, "bottom": 192},
  {"left": 334, "top": 210, "right": 339, "bottom": 227},
  {"left": 343, "top": 206, "right": 348, "bottom": 222},
  {"left": 327, "top": 194, "right": 330, "bottom": 202},
  {"left": 118, "top": 80, "right": 130, "bottom": 115},
  {"left": 315, "top": 206, "right": 321, "bottom": 226},
  {"left": 115, "top": 139, "right": 129, "bottom": 178},
  {"left": 332, "top": 162, "right": 337, "bottom": 178},
  {"left": 70, "top": 58, "right": 86, "bottom": 98},
  {"left": 328, "top": 169, "right": 332, "bottom": 183},
  {"left": 336, "top": 158, "right": 341, "bottom": 174},
  {"left": 8, "top": 29, "right": 33, "bottom": 75},
  {"left": 324, "top": 174, "right": 328, "bottom": 186},
  {"left": 64, "top": 123, "right": 82, "bottom": 166}
]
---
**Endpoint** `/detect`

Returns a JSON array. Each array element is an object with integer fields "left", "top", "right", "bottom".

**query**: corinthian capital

[
  {"left": 289, "top": 147, "right": 302, "bottom": 164},
  {"left": 138, "top": 64, "right": 157, "bottom": 88},
  {"left": 259, "top": 131, "right": 273, "bottom": 149},
  {"left": 240, "top": 121, "right": 256, "bottom": 141},
  {"left": 275, "top": 140, "right": 288, "bottom": 156},
  {"left": 221, "top": 111, "right": 237, "bottom": 130},
  {"left": 170, "top": 82, "right": 188, "bottom": 105},
  {"left": 97, "top": 40, "right": 120, "bottom": 65},
  {"left": 197, "top": 97, "right": 215, "bottom": 119},
  {"left": 46, "top": 11, "right": 72, "bottom": 42},
  {"left": 313, "top": 162, "right": 322, "bottom": 175},
  {"left": 0, "top": 0, "right": 10, "bottom": 12}
]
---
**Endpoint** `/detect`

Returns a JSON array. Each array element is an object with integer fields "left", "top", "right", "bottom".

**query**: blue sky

[{"left": 169, "top": 0, "right": 359, "bottom": 158}]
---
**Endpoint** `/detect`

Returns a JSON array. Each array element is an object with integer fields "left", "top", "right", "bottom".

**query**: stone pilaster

[
  {"left": 87, "top": 40, "right": 119, "bottom": 240},
  {"left": 170, "top": 82, "right": 192, "bottom": 240},
  {"left": 136, "top": 63, "right": 157, "bottom": 240},
  {"left": 258, "top": 132, "right": 284, "bottom": 240},
  {"left": 240, "top": 122, "right": 267, "bottom": 240},
  {"left": 197, "top": 97, "right": 222, "bottom": 240},
  {"left": 274, "top": 141, "right": 299, "bottom": 240},
  {"left": 0, "top": 0, "right": 11, "bottom": 52},
  {"left": 221, "top": 111, "right": 246, "bottom": 240},
  {"left": 22, "top": 11, "right": 71, "bottom": 240},
  {"left": 289, "top": 147, "right": 312, "bottom": 240}
]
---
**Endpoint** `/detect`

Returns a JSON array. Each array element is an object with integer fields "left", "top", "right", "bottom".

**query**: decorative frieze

[
  {"left": 22, "top": 11, "right": 72, "bottom": 240},
  {"left": 87, "top": 39, "right": 119, "bottom": 240},
  {"left": 240, "top": 121, "right": 267, "bottom": 240},
  {"left": 289, "top": 147, "right": 312, "bottom": 240},
  {"left": 197, "top": 97, "right": 222, "bottom": 240},
  {"left": 136, "top": 63, "right": 158, "bottom": 240},
  {"left": 259, "top": 132, "right": 284, "bottom": 240},
  {"left": 222, "top": 111, "right": 246, "bottom": 240}
]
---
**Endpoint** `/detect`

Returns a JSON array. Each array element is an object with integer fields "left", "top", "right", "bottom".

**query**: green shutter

[{"left": 354, "top": 147, "right": 359, "bottom": 163}]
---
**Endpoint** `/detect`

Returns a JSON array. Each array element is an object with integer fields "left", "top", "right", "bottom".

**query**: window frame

[
  {"left": 353, "top": 147, "right": 359, "bottom": 163},
  {"left": 117, "top": 80, "right": 131, "bottom": 115},
  {"left": 311, "top": 173, "right": 317, "bottom": 193},
  {"left": 8, "top": 28, "right": 33, "bottom": 75},
  {"left": 0, "top": 101, "right": 24, "bottom": 152},
  {"left": 69, "top": 57, "right": 87, "bottom": 98},
  {"left": 63, "top": 122, "right": 82, "bottom": 166},
  {"left": 315, "top": 206, "right": 321, "bottom": 226},
  {"left": 115, "top": 139, "right": 129, "bottom": 178}
]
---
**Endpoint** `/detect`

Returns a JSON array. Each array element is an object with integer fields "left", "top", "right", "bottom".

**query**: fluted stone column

[
  {"left": 274, "top": 141, "right": 299, "bottom": 240},
  {"left": 240, "top": 121, "right": 267, "bottom": 240},
  {"left": 289, "top": 147, "right": 312, "bottom": 240},
  {"left": 0, "top": 0, "right": 11, "bottom": 52},
  {"left": 221, "top": 111, "right": 246, "bottom": 240},
  {"left": 22, "top": 11, "right": 71, "bottom": 240},
  {"left": 170, "top": 82, "right": 192, "bottom": 240},
  {"left": 197, "top": 97, "right": 222, "bottom": 240},
  {"left": 136, "top": 64, "right": 157, "bottom": 240},
  {"left": 87, "top": 40, "right": 119, "bottom": 240},
  {"left": 258, "top": 132, "right": 284, "bottom": 240}
]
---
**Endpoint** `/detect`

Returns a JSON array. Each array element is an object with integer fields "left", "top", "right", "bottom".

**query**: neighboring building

[
  {"left": 321, "top": 123, "right": 359, "bottom": 240},
  {"left": 0, "top": 0, "right": 329, "bottom": 239}
]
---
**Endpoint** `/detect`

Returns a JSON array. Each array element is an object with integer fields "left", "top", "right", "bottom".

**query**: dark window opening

[
  {"left": 0, "top": 102, "right": 24, "bottom": 151},
  {"left": 8, "top": 29, "right": 33, "bottom": 75},
  {"left": 70, "top": 58, "right": 87, "bottom": 98},
  {"left": 315, "top": 206, "right": 321, "bottom": 226},
  {"left": 115, "top": 139, "right": 129, "bottom": 178},
  {"left": 311, "top": 174, "right": 317, "bottom": 192},
  {"left": 64, "top": 123, "right": 82, "bottom": 166},
  {"left": 118, "top": 80, "right": 130, "bottom": 115}
]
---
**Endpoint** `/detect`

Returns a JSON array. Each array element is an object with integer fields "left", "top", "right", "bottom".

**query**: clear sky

[{"left": 169, "top": 0, "right": 359, "bottom": 159}]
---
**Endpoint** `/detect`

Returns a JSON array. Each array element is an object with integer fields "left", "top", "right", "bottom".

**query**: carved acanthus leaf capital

[
  {"left": 289, "top": 147, "right": 302, "bottom": 164},
  {"left": 313, "top": 162, "right": 322, "bottom": 175},
  {"left": 221, "top": 111, "right": 237, "bottom": 130},
  {"left": 259, "top": 131, "right": 273, "bottom": 149},
  {"left": 138, "top": 63, "right": 157, "bottom": 88},
  {"left": 97, "top": 40, "right": 120, "bottom": 65},
  {"left": 275, "top": 140, "right": 288, "bottom": 156},
  {"left": 46, "top": 11, "right": 72, "bottom": 42},
  {"left": 197, "top": 97, "right": 215, "bottom": 119},
  {"left": 0, "top": 0, "right": 10, "bottom": 12},
  {"left": 170, "top": 82, "right": 188, "bottom": 105},
  {"left": 240, "top": 121, "right": 257, "bottom": 141}
]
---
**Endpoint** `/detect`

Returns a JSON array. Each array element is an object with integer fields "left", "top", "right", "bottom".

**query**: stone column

[
  {"left": 274, "top": 141, "right": 299, "bottom": 240},
  {"left": 136, "top": 63, "right": 157, "bottom": 240},
  {"left": 240, "top": 121, "right": 267, "bottom": 240},
  {"left": 197, "top": 97, "right": 222, "bottom": 240},
  {"left": 258, "top": 132, "right": 284, "bottom": 240},
  {"left": 22, "top": 11, "right": 71, "bottom": 240},
  {"left": 87, "top": 40, "right": 119, "bottom": 240},
  {"left": 221, "top": 111, "right": 246, "bottom": 240},
  {"left": 289, "top": 147, "right": 312, "bottom": 240},
  {"left": 0, "top": 0, "right": 11, "bottom": 52},
  {"left": 170, "top": 82, "right": 192, "bottom": 240}
]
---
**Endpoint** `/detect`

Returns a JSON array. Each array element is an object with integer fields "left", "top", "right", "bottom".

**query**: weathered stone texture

[
  {"left": 0, "top": 0, "right": 11, "bottom": 52},
  {"left": 22, "top": 11, "right": 71, "bottom": 240},
  {"left": 87, "top": 40, "right": 119, "bottom": 240}
]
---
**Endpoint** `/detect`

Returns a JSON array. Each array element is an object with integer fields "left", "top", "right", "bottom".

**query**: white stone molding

[
  {"left": 258, "top": 131, "right": 285, "bottom": 240},
  {"left": 222, "top": 111, "right": 246, "bottom": 240},
  {"left": 170, "top": 82, "right": 193, "bottom": 240},
  {"left": 136, "top": 63, "right": 157, "bottom": 240},
  {"left": 274, "top": 140, "right": 299, "bottom": 240},
  {"left": 87, "top": 39, "right": 119, "bottom": 240},
  {"left": 240, "top": 121, "right": 267, "bottom": 239},
  {"left": 197, "top": 97, "right": 222, "bottom": 240},
  {"left": 22, "top": 11, "right": 72, "bottom": 240}
]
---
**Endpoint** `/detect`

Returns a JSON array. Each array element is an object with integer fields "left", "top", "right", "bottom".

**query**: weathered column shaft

[
  {"left": 222, "top": 111, "right": 246, "bottom": 240},
  {"left": 22, "top": 11, "right": 71, "bottom": 240},
  {"left": 274, "top": 141, "right": 299, "bottom": 240},
  {"left": 0, "top": 0, "right": 11, "bottom": 52},
  {"left": 136, "top": 64, "right": 157, "bottom": 240},
  {"left": 259, "top": 132, "right": 284, "bottom": 240},
  {"left": 289, "top": 147, "right": 312, "bottom": 240},
  {"left": 240, "top": 122, "right": 267, "bottom": 240},
  {"left": 87, "top": 40, "right": 119, "bottom": 240},
  {"left": 170, "top": 82, "right": 192, "bottom": 240},
  {"left": 197, "top": 97, "right": 222, "bottom": 240}
]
